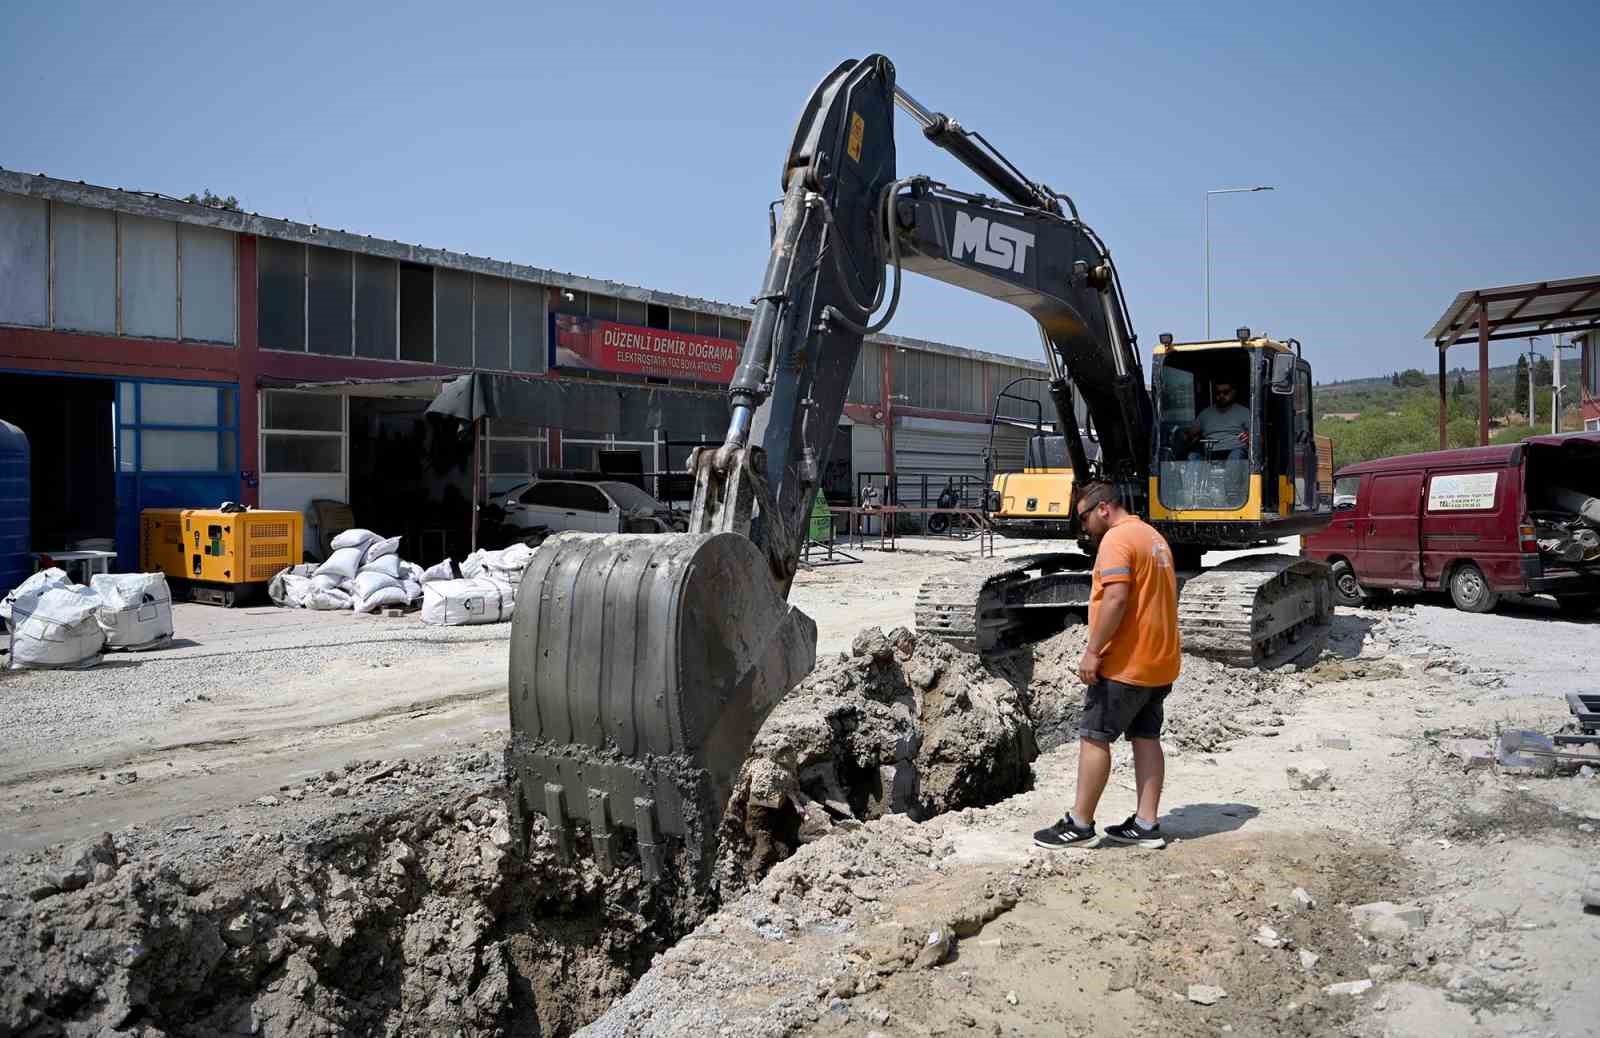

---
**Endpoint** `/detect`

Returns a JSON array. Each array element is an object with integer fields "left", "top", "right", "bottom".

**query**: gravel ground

[{"left": 0, "top": 604, "right": 510, "bottom": 765}]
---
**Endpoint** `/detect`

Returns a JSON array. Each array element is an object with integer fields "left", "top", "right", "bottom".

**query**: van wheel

[
  {"left": 1329, "top": 560, "right": 1364, "bottom": 607},
  {"left": 1448, "top": 563, "right": 1499, "bottom": 613}
]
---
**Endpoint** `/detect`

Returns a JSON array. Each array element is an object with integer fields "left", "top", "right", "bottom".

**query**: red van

[{"left": 1302, "top": 431, "right": 1600, "bottom": 614}]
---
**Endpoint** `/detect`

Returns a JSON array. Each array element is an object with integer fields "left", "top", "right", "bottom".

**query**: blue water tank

[{"left": 0, "top": 419, "right": 29, "bottom": 598}]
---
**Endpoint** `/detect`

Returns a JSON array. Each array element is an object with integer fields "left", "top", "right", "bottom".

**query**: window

[
  {"left": 354, "top": 255, "right": 398, "bottom": 359},
  {"left": 0, "top": 193, "right": 49, "bottom": 327},
  {"left": 52, "top": 204, "right": 117, "bottom": 333},
  {"left": 474, "top": 275, "right": 510, "bottom": 370},
  {"left": 179, "top": 225, "right": 236, "bottom": 344},
  {"left": 307, "top": 246, "right": 353, "bottom": 355},
  {"left": 399, "top": 263, "right": 434, "bottom": 362},
  {"left": 260, "top": 389, "right": 344, "bottom": 475},
  {"left": 509, "top": 281, "right": 544, "bottom": 372},
  {"left": 116, "top": 381, "right": 238, "bottom": 473},
  {"left": 119, "top": 214, "right": 178, "bottom": 339},
  {"left": 435, "top": 269, "right": 473, "bottom": 367},
  {"left": 552, "top": 287, "right": 587, "bottom": 318},
  {"left": 647, "top": 303, "right": 669, "bottom": 330},
  {"left": 523, "top": 482, "right": 608, "bottom": 512},
  {"left": 485, "top": 417, "right": 546, "bottom": 496},
  {"left": 1333, "top": 475, "right": 1360, "bottom": 511},
  {"left": 257, "top": 239, "right": 306, "bottom": 350},
  {"left": 1586, "top": 418, "right": 1599, "bottom": 432}
]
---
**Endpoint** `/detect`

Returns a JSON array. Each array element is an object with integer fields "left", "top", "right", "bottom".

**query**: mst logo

[{"left": 949, "top": 212, "right": 1034, "bottom": 274}]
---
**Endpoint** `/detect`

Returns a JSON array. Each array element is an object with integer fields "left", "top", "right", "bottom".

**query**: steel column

[
  {"left": 1438, "top": 347, "right": 1448, "bottom": 449},
  {"left": 1477, "top": 302, "right": 1490, "bottom": 446}
]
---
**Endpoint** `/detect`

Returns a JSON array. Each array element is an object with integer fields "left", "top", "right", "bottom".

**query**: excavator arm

[{"left": 507, "top": 54, "right": 1161, "bottom": 879}]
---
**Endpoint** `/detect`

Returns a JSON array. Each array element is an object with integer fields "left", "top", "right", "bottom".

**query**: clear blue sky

[{"left": 3, "top": 0, "right": 1594, "bottom": 381}]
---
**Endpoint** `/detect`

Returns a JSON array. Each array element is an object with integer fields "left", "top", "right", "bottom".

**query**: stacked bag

[
  {"left": 268, "top": 529, "right": 425, "bottom": 613},
  {"left": 419, "top": 544, "right": 538, "bottom": 626},
  {"left": 0, "top": 568, "right": 174, "bottom": 670}
]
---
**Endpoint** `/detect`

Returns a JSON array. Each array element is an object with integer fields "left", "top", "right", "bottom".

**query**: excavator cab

[{"left": 1148, "top": 331, "right": 1325, "bottom": 541}]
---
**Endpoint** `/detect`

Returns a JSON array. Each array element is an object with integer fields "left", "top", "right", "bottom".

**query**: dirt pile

[
  {"left": 715, "top": 626, "right": 1037, "bottom": 894},
  {"left": 1007, "top": 623, "right": 1308, "bottom": 753},
  {"left": 0, "top": 753, "right": 701, "bottom": 1037}
]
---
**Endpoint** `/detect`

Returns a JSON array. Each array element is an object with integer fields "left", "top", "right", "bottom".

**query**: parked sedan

[{"left": 497, "top": 479, "right": 684, "bottom": 538}]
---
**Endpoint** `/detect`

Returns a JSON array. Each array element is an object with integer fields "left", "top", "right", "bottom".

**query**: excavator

[{"left": 506, "top": 55, "right": 1332, "bottom": 879}]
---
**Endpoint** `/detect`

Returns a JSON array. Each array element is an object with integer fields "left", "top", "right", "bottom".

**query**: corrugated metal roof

[
  {"left": 0, "top": 167, "right": 1047, "bottom": 374},
  {"left": 1425, "top": 275, "right": 1600, "bottom": 347}
]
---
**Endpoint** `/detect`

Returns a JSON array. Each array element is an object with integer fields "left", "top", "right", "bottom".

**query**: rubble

[
  {"left": 1286, "top": 760, "right": 1333, "bottom": 790},
  {"left": 716, "top": 627, "right": 1037, "bottom": 893},
  {"left": 1186, "top": 983, "right": 1227, "bottom": 1005},
  {"left": 1351, "top": 901, "right": 1426, "bottom": 940}
]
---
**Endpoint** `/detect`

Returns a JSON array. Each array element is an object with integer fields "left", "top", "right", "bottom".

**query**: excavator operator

[{"left": 1182, "top": 381, "right": 1250, "bottom": 460}]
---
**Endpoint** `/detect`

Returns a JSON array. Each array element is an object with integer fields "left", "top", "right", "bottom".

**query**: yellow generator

[{"left": 140, "top": 508, "right": 303, "bottom": 606}]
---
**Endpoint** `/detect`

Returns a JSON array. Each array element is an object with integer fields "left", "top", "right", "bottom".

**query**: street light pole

[{"left": 1205, "top": 186, "right": 1275, "bottom": 338}]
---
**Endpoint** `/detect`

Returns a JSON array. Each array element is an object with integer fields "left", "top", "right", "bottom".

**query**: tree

[
  {"left": 1452, "top": 373, "right": 1467, "bottom": 399},
  {"left": 1534, "top": 354, "right": 1553, "bottom": 388},
  {"left": 1390, "top": 372, "right": 1401, "bottom": 387},
  {"left": 1516, "top": 354, "right": 1529, "bottom": 384},
  {"left": 182, "top": 189, "right": 241, "bottom": 211},
  {"left": 1397, "top": 369, "right": 1429, "bottom": 388}
]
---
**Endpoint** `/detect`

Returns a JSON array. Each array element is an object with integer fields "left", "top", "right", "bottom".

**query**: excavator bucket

[{"left": 505, "top": 531, "right": 816, "bottom": 880}]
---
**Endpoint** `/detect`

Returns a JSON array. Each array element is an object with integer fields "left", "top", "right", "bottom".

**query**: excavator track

[
  {"left": 1178, "top": 554, "right": 1332, "bottom": 669},
  {"left": 915, "top": 561, "right": 1043, "bottom": 653}
]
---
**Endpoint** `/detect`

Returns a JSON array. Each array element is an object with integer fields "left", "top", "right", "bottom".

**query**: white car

[{"left": 498, "top": 479, "right": 682, "bottom": 536}]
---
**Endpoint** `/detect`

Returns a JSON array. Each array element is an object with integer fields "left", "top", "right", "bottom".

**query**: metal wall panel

[
  {"left": 616, "top": 297, "right": 647, "bottom": 326},
  {"left": 473, "top": 275, "right": 510, "bottom": 371},
  {"left": 434, "top": 269, "right": 473, "bottom": 368},
  {"left": 0, "top": 193, "right": 49, "bottom": 327},
  {"left": 119, "top": 215, "right": 178, "bottom": 339},
  {"left": 257, "top": 238, "right": 305, "bottom": 350},
  {"left": 695, "top": 311, "right": 720, "bottom": 337},
  {"left": 306, "top": 246, "right": 352, "bottom": 356},
  {"left": 669, "top": 307, "right": 695, "bottom": 333},
  {"left": 179, "top": 224, "right": 235, "bottom": 343},
  {"left": 353, "top": 255, "right": 397, "bottom": 359},
  {"left": 586, "top": 293, "right": 618, "bottom": 322},
  {"left": 510, "top": 281, "right": 545, "bottom": 373},
  {"left": 51, "top": 203, "right": 117, "bottom": 333},
  {"left": 847, "top": 341, "right": 882, "bottom": 404}
]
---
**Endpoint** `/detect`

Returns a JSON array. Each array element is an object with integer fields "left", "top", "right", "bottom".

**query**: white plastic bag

[
  {"left": 365, "top": 535, "right": 401, "bottom": 561},
  {"left": 303, "top": 587, "right": 353, "bottom": 611},
  {"left": 278, "top": 574, "right": 314, "bottom": 608},
  {"left": 420, "top": 578, "right": 506, "bottom": 626},
  {"left": 8, "top": 585, "right": 105, "bottom": 669},
  {"left": 354, "top": 585, "right": 410, "bottom": 614},
  {"left": 359, "top": 554, "right": 405, "bottom": 580},
  {"left": 330, "top": 528, "right": 378, "bottom": 551},
  {"left": 315, "top": 546, "right": 364, "bottom": 581},
  {"left": 1, "top": 568, "right": 72, "bottom": 624},
  {"left": 89, "top": 573, "right": 174, "bottom": 651}
]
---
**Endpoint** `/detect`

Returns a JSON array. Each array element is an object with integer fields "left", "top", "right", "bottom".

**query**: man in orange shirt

[{"left": 1033, "top": 480, "right": 1181, "bottom": 850}]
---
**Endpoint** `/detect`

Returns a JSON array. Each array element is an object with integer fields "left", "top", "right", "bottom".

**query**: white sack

[
  {"left": 359, "top": 554, "right": 405, "bottom": 580},
  {"left": 365, "top": 535, "right": 401, "bottom": 561},
  {"left": 353, "top": 585, "right": 410, "bottom": 614},
  {"left": 303, "top": 587, "right": 353, "bottom": 611},
  {"left": 277, "top": 574, "right": 314, "bottom": 609},
  {"left": 8, "top": 585, "right": 105, "bottom": 670},
  {"left": 400, "top": 561, "right": 423, "bottom": 583},
  {"left": 352, "top": 570, "right": 403, "bottom": 600},
  {"left": 268, "top": 564, "right": 318, "bottom": 606},
  {"left": 1, "top": 568, "right": 73, "bottom": 623},
  {"left": 315, "top": 546, "right": 364, "bottom": 581},
  {"left": 330, "top": 528, "right": 378, "bottom": 551},
  {"left": 311, "top": 574, "right": 342, "bottom": 592},
  {"left": 420, "top": 578, "right": 506, "bottom": 626},
  {"left": 401, "top": 579, "right": 423, "bottom": 603},
  {"left": 420, "top": 559, "right": 455, "bottom": 583},
  {"left": 89, "top": 573, "right": 174, "bottom": 651}
]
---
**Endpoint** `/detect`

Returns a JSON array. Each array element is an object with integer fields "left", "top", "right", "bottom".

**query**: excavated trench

[{"left": 0, "top": 622, "right": 1299, "bottom": 1036}]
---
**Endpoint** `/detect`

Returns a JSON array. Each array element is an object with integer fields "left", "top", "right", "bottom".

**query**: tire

[
  {"left": 1556, "top": 594, "right": 1600, "bottom": 616},
  {"left": 1329, "top": 559, "right": 1364, "bottom": 607},
  {"left": 1448, "top": 563, "right": 1499, "bottom": 613},
  {"left": 927, "top": 513, "right": 950, "bottom": 535}
]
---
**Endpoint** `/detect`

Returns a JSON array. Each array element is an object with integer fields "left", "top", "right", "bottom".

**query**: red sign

[{"left": 550, "top": 314, "right": 742, "bottom": 384}]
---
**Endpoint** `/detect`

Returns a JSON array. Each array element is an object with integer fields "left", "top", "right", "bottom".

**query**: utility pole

[
  {"left": 1552, "top": 330, "right": 1564, "bottom": 434},
  {"left": 1527, "top": 337, "right": 1537, "bottom": 429}
]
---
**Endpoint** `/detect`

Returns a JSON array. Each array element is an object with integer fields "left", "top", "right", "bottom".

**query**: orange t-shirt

[{"left": 1088, "top": 514, "right": 1181, "bottom": 686}]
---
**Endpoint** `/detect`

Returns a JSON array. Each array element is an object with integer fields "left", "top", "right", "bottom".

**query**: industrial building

[{"left": 0, "top": 169, "right": 1054, "bottom": 566}]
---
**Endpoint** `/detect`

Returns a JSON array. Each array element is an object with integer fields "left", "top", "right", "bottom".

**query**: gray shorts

[{"left": 1079, "top": 678, "right": 1171, "bottom": 743}]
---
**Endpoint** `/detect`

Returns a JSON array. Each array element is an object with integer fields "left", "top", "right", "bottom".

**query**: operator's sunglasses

[{"left": 1076, "top": 503, "right": 1097, "bottom": 522}]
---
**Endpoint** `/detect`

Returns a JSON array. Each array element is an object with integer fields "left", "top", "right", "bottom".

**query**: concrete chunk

[
  {"left": 1323, "top": 979, "right": 1374, "bottom": 997},
  {"left": 1352, "top": 901, "right": 1425, "bottom": 940},
  {"left": 1286, "top": 760, "right": 1332, "bottom": 790}
]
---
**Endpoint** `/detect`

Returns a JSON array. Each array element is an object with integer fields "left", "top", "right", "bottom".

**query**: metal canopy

[
  {"left": 1426, "top": 274, "right": 1600, "bottom": 348},
  {"left": 1426, "top": 274, "right": 1600, "bottom": 450}
]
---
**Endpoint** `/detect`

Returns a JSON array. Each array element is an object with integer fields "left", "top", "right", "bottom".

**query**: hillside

[{"left": 1316, "top": 359, "right": 1586, "bottom": 468}]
